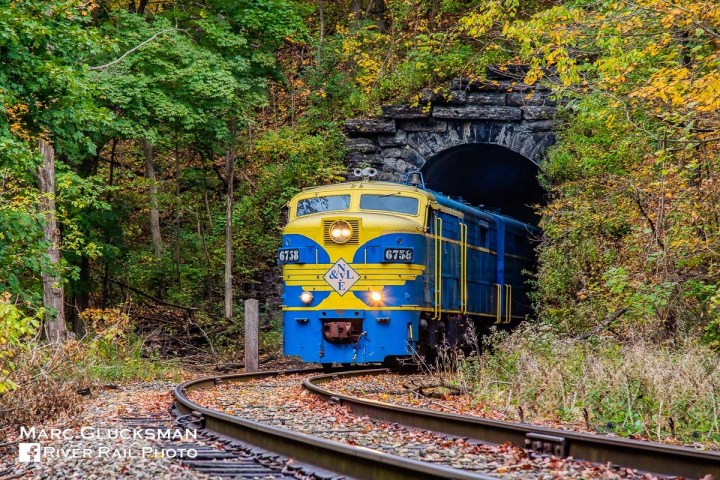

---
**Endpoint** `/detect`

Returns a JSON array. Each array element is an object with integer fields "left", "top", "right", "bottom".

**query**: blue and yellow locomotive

[{"left": 279, "top": 174, "right": 537, "bottom": 366}]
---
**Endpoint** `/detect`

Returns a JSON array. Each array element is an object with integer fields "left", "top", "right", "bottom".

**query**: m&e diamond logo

[
  {"left": 18, "top": 443, "right": 41, "bottom": 463},
  {"left": 324, "top": 258, "right": 359, "bottom": 296}
]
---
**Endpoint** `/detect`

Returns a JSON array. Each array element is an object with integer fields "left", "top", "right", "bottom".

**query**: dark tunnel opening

[{"left": 420, "top": 143, "right": 545, "bottom": 224}]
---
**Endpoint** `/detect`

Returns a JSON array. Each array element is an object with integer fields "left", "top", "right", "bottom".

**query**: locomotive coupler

[{"left": 322, "top": 318, "right": 364, "bottom": 343}]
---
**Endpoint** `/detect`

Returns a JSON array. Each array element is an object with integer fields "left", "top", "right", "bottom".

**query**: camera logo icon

[{"left": 18, "top": 443, "right": 42, "bottom": 463}]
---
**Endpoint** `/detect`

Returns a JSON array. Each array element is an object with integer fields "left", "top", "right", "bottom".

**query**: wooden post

[{"left": 244, "top": 299, "right": 259, "bottom": 373}]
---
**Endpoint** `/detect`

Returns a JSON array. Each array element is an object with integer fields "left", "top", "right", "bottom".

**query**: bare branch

[
  {"left": 577, "top": 307, "right": 628, "bottom": 340},
  {"left": 89, "top": 28, "right": 179, "bottom": 71}
]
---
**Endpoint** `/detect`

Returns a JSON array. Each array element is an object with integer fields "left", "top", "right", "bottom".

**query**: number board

[
  {"left": 383, "top": 248, "right": 414, "bottom": 262},
  {"left": 278, "top": 248, "right": 300, "bottom": 263}
]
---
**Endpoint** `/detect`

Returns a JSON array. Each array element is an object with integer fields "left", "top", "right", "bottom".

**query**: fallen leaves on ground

[{"left": 188, "top": 373, "right": 661, "bottom": 479}]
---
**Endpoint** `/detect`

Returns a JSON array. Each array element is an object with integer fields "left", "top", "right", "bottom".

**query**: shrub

[
  {"left": 0, "top": 293, "right": 40, "bottom": 394},
  {"left": 0, "top": 307, "right": 176, "bottom": 427}
]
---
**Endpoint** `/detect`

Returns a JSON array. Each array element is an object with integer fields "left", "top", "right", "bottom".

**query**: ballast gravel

[
  {"left": 188, "top": 373, "right": 660, "bottom": 479},
  {"left": 0, "top": 382, "right": 211, "bottom": 480}
]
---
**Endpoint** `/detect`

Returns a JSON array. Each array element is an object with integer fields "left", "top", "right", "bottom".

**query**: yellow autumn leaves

[{"left": 634, "top": 66, "right": 720, "bottom": 112}]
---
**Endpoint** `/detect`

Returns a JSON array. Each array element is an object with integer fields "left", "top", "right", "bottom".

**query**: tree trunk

[
  {"left": 317, "top": 0, "right": 324, "bottom": 61},
  {"left": 224, "top": 117, "right": 237, "bottom": 321},
  {"left": 428, "top": 0, "right": 439, "bottom": 30},
  {"left": 38, "top": 140, "right": 68, "bottom": 343},
  {"left": 372, "top": 0, "right": 387, "bottom": 32},
  {"left": 137, "top": 0, "right": 149, "bottom": 14},
  {"left": 174, "top": 139, "right": 182, "bottom": 289},
  {"left": 143, "top": 139, "right": 163, "bottom": 258},
  {"left": 101, "top": 139, "right": 117, "bottom": 308},
  {"left": 351, "top": 0, "right": 363, "bottom": 22},
  {"left": 69, "top": 256, "right": 89, "bottom": 338}
]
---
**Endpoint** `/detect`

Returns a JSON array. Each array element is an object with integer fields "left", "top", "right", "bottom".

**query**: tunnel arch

[
  {"left": 343, "top": 77, "right": 557, "bottom": 224},
  {"left": 420, "top": 143, "right": 544, "bottom": 224}
]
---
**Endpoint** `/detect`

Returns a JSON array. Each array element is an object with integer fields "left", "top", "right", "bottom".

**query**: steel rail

[
  {"left": 173, "top": 368, "right": 500, "bottom": 480},
  {"left": 303, "top": 368, "right": 720, "bottom": 480}
]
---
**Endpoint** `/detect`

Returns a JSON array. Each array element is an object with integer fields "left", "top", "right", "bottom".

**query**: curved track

[
  {"left": 174, "top": 368, "right": 497, "bottom": 480},
  {"left": 305, "top": 369, "right": 720, "bottom": 480},
  {"left": 174, "top": 367, "right": 720, "bottom": 480}
]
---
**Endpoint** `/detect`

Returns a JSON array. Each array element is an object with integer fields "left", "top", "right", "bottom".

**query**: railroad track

[
  {"left": 174, "top": 367, "right": 498, "bottom": 480},
  {"left": 174, "top": 367, "right": 720, "bottom": 480},
  {"left": 123, "top": 414, "right": 310, "bottom": 479},
  {"left": 306, "top": 369, "right": 720, "bottom": 479}
]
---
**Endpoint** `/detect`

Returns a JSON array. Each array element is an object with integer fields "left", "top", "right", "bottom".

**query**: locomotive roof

[
  {"left": 298, "top": 181, "right": 536, "bottom": 229},
  {"left": 300, "top": 181, "right": 435, "bottom": 198}
]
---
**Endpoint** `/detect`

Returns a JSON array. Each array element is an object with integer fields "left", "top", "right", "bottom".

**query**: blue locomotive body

[{"left": 279, "top": 180, "right": 537, "bottom": 365}]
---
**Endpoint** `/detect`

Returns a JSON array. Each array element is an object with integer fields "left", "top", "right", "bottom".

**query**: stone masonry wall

[{"left": 343, "top": 76, "right": 558, "bottom": 181}]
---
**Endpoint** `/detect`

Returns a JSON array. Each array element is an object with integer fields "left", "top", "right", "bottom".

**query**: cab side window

[{"left": 478, "top": 223, "right": 489, "bottom": 249}]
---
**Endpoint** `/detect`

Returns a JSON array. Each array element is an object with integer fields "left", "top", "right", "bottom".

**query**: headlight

[
  {"left": 370, "top": 291, "right": 383, "bottom": 303},
  {"left": 300, "top": 291, "right": 314, "bottom": 304},
  {"left": 329, "top": 220, "right": 353, "bottom": 244}
]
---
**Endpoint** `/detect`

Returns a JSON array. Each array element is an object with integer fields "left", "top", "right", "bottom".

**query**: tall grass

[{"left": 461, "top": 325, "right": 720, "bottom": 444}]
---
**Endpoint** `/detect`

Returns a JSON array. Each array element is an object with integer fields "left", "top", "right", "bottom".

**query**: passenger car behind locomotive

[{"left": 279, "top": 176, "right": 537, "bottom": 366}]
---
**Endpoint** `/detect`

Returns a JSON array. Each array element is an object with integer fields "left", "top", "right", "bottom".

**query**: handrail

[
  {"left": 460, "top": 223, "right": 468, "bottom": 315},
  {"left": 505, "top": 284, "right": 512, "bottom": 323},
  {"left": 433, "top": 217, "right": 438, "bottom": 320},
  {"left": 433, "top": 216, "right": 443, "bottom": 320},
  {"left": 495, "top": 284, "right": 502, "bottom": 323}
]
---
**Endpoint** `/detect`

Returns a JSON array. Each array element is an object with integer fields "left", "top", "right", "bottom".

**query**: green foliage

[
  {"left": 0, "top": 169, "right": 46, "bottom": 303},
  {"left": 0, "top": 0, "right": 112, "bottom": 310},
  {"left": 0, "top": 0, "right": 109, "bottom": 158},
  {"left": 85, "top": 334, "right": 178, "bottom": 383},
  {"left": 302, "top": 10, "right": 488, "bottom": 116},
  {"left": 84, "top": 0, "right": 310, "bottom": 308},
  {"left": 536, "top": 95, "right": 719, "bottom": 337},
  {"left": 78, "top": 307, "right": 179, "bottom": 383},
  {"left": 295, "top": 0, "right": 563, "bottom": 117},
  {"left": 95, "top": 0, "right": 306, "bottom": 143},
  {"left": 232, "top": 126, "right": 345, "bottom": 276},
  {"left": 703, "top": 285, "right": 720, "bottom": 348},
  {"left": 96, "top": 12, "right": 237, "bottom": 142},
  {"left": 0, "top": 294, "right": 41, "bottom": 394},
  {"left": 450, "top": 0, "right": 720, "bottom": 339}
]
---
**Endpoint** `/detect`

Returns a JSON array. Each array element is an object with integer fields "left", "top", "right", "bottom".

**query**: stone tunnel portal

[
  {"left": 420, "top": 143, "right": 544, "bottom": 224},
  {"left": 343, "top": 76, "right": 557, "bottom": 224}
]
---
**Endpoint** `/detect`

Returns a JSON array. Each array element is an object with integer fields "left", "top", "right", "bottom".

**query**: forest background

[{"left": 1, "top": 0, "right": 719, "bottom": 442}]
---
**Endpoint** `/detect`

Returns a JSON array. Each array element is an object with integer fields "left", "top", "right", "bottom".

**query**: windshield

[
  {"left": 296, "top": 195, "right": 351, "bottom": 216},
  {"left": 360, "top": 194, "right": 419, "bottom": 215}
]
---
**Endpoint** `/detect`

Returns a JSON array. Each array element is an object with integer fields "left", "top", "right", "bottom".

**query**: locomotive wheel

[{"left": 382, "top": 356, "right": 400, "bottom": 369}]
